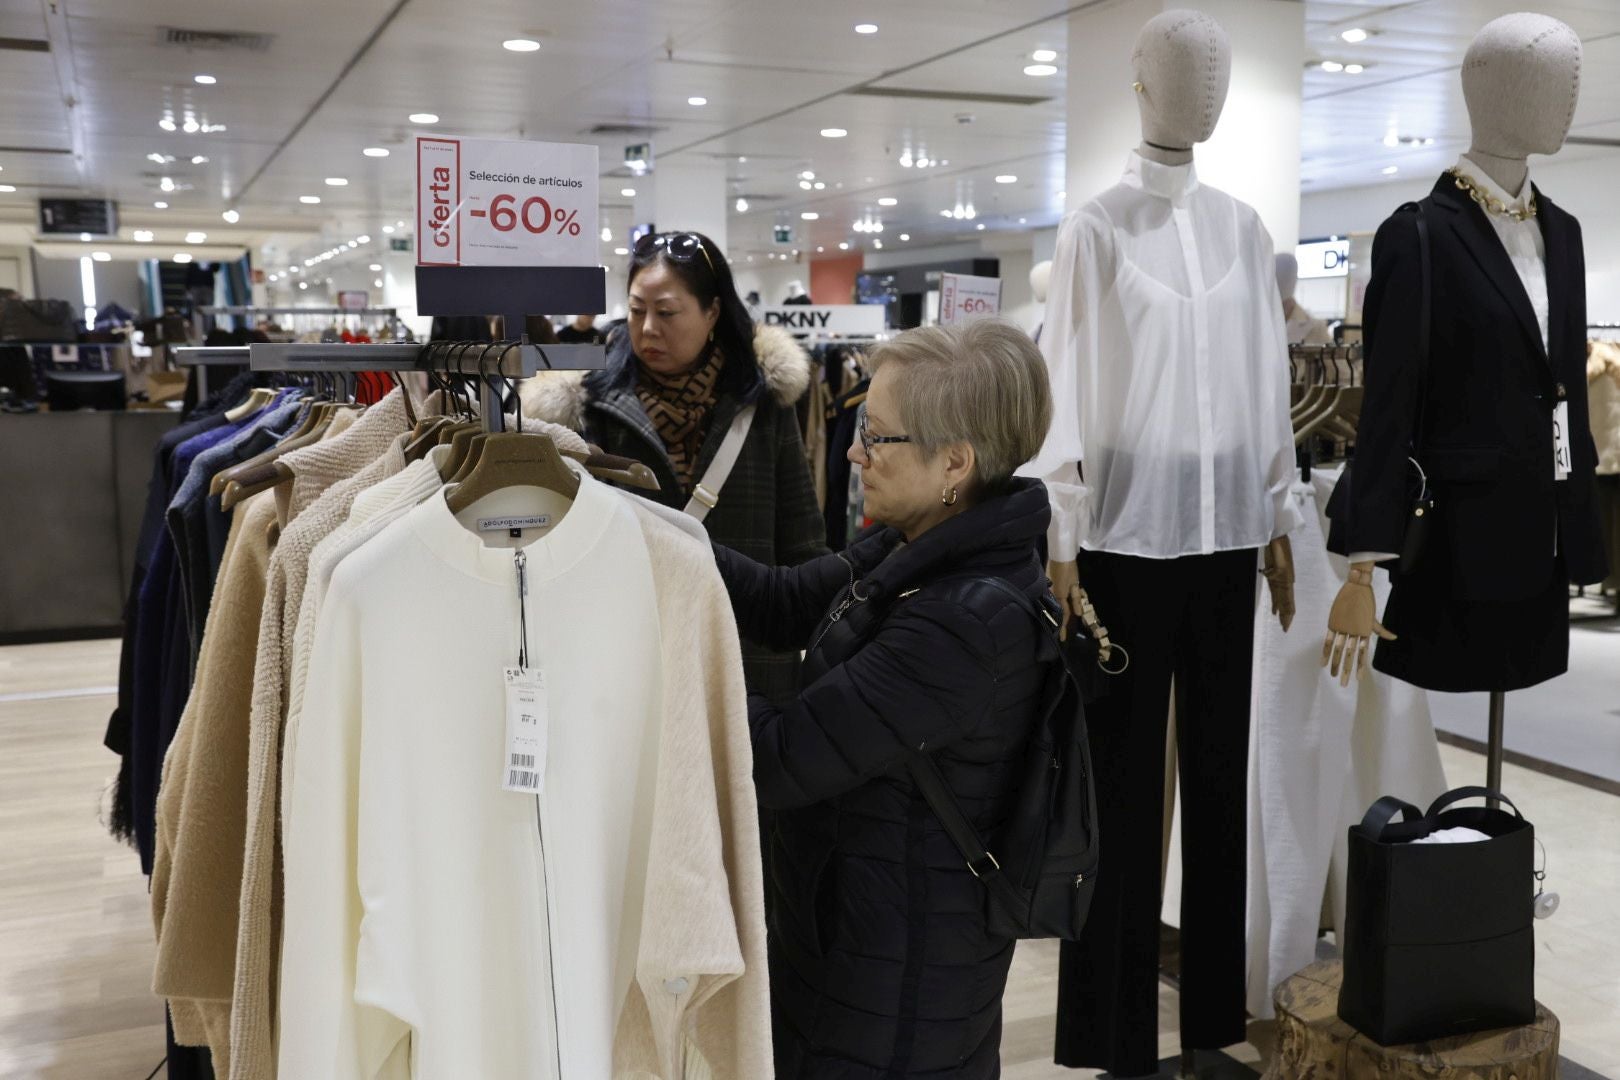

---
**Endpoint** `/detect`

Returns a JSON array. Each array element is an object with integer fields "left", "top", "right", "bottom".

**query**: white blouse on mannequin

[{"left": 1021, "top": 151, "right": 1303, "bottom": 560}]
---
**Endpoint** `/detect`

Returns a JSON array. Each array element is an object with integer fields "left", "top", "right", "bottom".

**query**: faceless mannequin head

[
  {"left": 1030, "top": 260, "right": 1053, "bottom": 305},
  {"left": 1275, "top": 253, "right": 1299, "bottom": 303},
  {"left": 1132, "top": 10, "right": 1232, "bottom": 154},
  {"left": 1462, "top": 14, "right": 1581, "bottom": 164}
]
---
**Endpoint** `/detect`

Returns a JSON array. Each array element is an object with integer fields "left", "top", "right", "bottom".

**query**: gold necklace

[{"left": 1446, "top": 167, "right": 1537, "bottom": 222}]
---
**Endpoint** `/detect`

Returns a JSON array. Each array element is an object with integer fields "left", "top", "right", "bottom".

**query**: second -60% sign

[{"left": 417, "top": 135, "right": 599, "bottom": 268}]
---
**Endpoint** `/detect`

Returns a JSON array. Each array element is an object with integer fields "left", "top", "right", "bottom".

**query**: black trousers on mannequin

[{"left": 1055, "top": 548, "right": 1258, "bottom": 1078}]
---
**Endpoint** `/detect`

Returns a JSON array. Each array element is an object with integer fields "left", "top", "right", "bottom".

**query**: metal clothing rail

[
  {"left": 196, "top": 305, "right": 399, "bottom": 318},
  {"left": 174, "top": 341, "right": 604, "bottom": 375}
]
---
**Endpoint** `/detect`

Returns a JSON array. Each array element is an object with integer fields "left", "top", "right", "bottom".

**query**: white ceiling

[{"left": 1, "top": 0, "right": 1619, "bottom": 277}]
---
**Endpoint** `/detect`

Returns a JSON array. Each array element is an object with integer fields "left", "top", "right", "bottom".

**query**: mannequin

[
  {"left": 1326, "top": 13, "right": 1603, "bottom": 692},
  {"left": 1029, "top": 259, "right": 1052, "bottom": 342},
  {"left": 1276, "top": 253, "right": 1332, "bottom": 345},
  {"left": 782, "top": 280, "right": 810, "bottom": 305},
  {"left": 1026, "top": 10, "right": 1300, "bottom": 1077}
]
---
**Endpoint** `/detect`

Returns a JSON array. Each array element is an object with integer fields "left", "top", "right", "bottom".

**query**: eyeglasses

[
  {"left": 632, "top": 231, "right": 716, "bottom": 274},
  {"left": 856, "top": 402, "right": 912, "bottom": 457}
]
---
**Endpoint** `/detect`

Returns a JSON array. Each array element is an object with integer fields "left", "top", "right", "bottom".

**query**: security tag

[
  {"left": 1553, "top": 401, "right": 1571, "bottom": 481},
  {"left": 502, "top": 667, "right": 547, "bottom": 794}
]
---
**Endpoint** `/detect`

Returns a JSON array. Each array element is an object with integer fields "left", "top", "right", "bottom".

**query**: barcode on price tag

[{"left": 502, "top": 667, "right": 548, "bottom": 794}]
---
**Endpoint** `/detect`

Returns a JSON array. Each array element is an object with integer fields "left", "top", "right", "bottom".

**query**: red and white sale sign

[
  {"left": 938, "top": 272, "right": 1003, "bottom": 326},
  {"left": 417, "top": 135, "right": 599, "bottom": 268}
]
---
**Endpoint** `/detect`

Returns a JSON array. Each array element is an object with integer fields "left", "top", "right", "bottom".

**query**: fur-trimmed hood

[{"left": 521, "top": 323, "right": 811, "bottom": 431}]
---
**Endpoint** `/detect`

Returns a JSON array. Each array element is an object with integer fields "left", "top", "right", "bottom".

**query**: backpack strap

[{"left": 903, "top": 574, "right": 1073, "bottom": 912}]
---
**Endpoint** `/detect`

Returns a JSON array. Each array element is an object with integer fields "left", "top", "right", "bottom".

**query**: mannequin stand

[{"left": 1486, "top": 690, "right": 1506, "bottom": 807}]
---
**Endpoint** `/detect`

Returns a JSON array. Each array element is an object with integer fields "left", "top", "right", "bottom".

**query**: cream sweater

[
  {"left": 230, "top": 391, "right": 413, "bottom": 1079},
  {"left": 278, "top": 471, "right": 769, "bottom": 1078}
]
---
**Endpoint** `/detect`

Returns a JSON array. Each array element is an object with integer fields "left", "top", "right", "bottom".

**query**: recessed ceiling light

[
  {"left": 688, "top": 96, "right": 708, "bottom": 106},
  {"left": 873, "top": 239, "right": 882, "bottom": 249},
  {"left": 899, "top": 233, "right": 909, "bottom": 241},
  {"left": 79, "top": 232, "right": 91, "bottom": 241},
  {"left": 813, "top": 182, "right": 825, "bottom": 190},
  {"left": 1340, "top": 27, "right": 1370, "bottom": 43},
  {"left": 995, "top": 174, "right": 1018, "bottom": 184},
  {"left": 409, "top": 113, "right": 439, "bottom": 124},
  {"left": 1024, "top": 64, "right": 1058, "bottom": 77},
  {"left": 855, "top": 23, "right": 878, "bottom": 34},
  {"left": 194, "top": 74, "right": 216, "bottom": 85},
  {"left": 735, "top": 197, "right": 749, "bottom": 213},
  {"left": 0, "top": 185, "right": 15, "bottom": 194},
  {"left": 185, "top": 231, "right": 207, "bottom": 243},
  {"left": 369, "top": 263, "right": 383, "bottom": 271},
  {"left": 600, "top": 225, "right": 613, "bottom": 242},
  {"left": 154, "top": 201, "right": 168, "bottom": 209},
  {"left": 820, "top": 128, "right": 848, "bottom": 138},
  {"left": 92, "top": 251, "right": 111, "bottom": 262},
  {"left": 371, "top": 278, "right": 382, "bottom": 289},
  {"left": 347, "top": 240, "right": 358, "bottom": 248},
  {"left": 877, "top": 197, "right": 897, "bottom": 207},
  {"left": 838, "top": 242, "right": 850, "bottom": 250},
  {"left": 620, "top": 187, "right": 636, "bottom": 197},
  {"left": 614, "top": 247, "right": 629, "bottom": 255},
  {"left": 133, "top": 230, "right": 153, "bottom": 242},
  {"left": 801, "top": 212, "right": 819, "bottom": 220},
  {"left": 396, "top": 220, "right": 405, "bottom": 228},
  {"left": 222, "top": 209, "right": 240, "bottom": 223},
  {"left": 173, "top": 253, "right": 193, "bottom": 264},
  {"left": 382, "top": 224, "right": 396, "bottom": 234},
  {"left": 816, "top": 246, "right": 824, "bottom": 253},
  {"left": 976, "top": 223, "right": 986, "bottom": 230},
  {"left": 300, "top": 195, "right": 321, "bottom": 204},
  {"left": 1344, "top": 63, "right": 1364, "bottom": 74},
  {"left": 191, "top": 155, "right": 208, "bottom": 165},
  {"left": 1382, "top": 165, "right": 1399, "bottom": 175},
  {"left": 503, "top": 38, "right": 541, "bottom": 52},
  {"left": 299, "top": 281, "right": 308, "bottom": 289},
  {"left": 939, "top": 210, "right": 952, "bottom": 218},
  {"left": 800, "top": 171, "right": 815, "bottom": 180},
  {"left": 799, "top": 180, "right": 813, "bottom": 190},
  {"left": 182, "top": 119, "right": 200, "bottom": 133},
  {"left": 1320, "top": 60, "right": 1344, "bottom": 73},
  {"left": 325, "top": 177, "right": 348, "bottom": 186},
  {"left": 1032, "top": 49, "right": 1058, "bottom": 63},
  {"left": 363, "top": 147, "right": 390, "bottom": 158},
  {"left": 159, "top": 176, "right": 175, "bottom": 192},
  {"left": 159, "top": 118, "right": 177, "bottom": 132}
]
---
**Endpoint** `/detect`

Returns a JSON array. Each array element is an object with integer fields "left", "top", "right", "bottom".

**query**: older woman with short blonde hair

[{"left": 713, "top": 318, "right": 1057, "bottom": 1078}]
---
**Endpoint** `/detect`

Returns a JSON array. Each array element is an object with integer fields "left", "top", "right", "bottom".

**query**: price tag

[
  {"left": 502, "top": 667, "right": 548, "bottom": 794},
  {"left": 417, "top": 135, "right": 599, "bottom": 269},
  {"left": 1553, "top": 401, "right": 1571, "bottom": 481}
]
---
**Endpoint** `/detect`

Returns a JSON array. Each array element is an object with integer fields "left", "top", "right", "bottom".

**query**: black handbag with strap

[
  {"left": 1339, "top": 785, "right": 1536, "bottom": 1046},
  {"left": 905, "top": 576, "right": 1100, "bottom": 941}
]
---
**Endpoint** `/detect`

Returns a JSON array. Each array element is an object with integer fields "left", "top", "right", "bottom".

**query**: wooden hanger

[
  {"left": 224, "top": 386, "right": 276, "bottom": 423},
  {"left": 444, "top": 432, "right": 581, "bottom": 513}
]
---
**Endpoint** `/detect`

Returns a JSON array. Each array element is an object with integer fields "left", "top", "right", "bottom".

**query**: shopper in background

[
  {"left": 711, "top": 319, "right": 1056, "bottom": 1079},
  {"left": 556, "top": 312, "right": 606, "bottom": 345},
  {"left": 1277, "top": 252, "right": 1333, "bottom": 346},
  {"left": 521, "top": 230, "right": 826, "bottom": 704}
]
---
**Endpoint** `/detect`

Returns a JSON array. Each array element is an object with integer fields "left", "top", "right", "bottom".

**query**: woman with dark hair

[{"left": 522, "top": 230, "right": 828, "bottom": 703}]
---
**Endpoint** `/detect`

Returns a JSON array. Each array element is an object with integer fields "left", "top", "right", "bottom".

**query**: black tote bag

[{"left": 1339, "top": 786, "right": 1536, "bottom": 1046}]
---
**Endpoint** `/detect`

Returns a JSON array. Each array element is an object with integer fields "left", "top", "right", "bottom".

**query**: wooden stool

[{"left": 1265, "top": 960, "right": 1559, "bottom": 1079}]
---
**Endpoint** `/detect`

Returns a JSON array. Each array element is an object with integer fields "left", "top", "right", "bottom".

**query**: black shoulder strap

[
  {"left": 904, "top": 573, "right": 1072, "bottom": 914},
  {"left": 1409, "top": 199, "right": 1432, "bottom": 459}
]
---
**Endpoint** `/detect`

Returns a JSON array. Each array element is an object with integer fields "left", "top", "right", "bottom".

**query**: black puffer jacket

[{"left": 715, "top": 478, "right": 1054, "bottom": 1079}]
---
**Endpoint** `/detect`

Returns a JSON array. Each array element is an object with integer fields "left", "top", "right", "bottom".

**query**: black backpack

[{"left": 906, "top": 576, "right": 1100, "bottom": 940}]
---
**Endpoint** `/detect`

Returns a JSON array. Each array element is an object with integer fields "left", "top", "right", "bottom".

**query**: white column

[
  {"left": 638, "top": 157, "right": 728, "bottom": 252},
  {"left": 1065, "top": 0, "right": 1304, "bottom": 248}
]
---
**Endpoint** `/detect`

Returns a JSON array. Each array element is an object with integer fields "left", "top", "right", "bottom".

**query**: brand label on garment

[
  {"left": 937, "top": 273, "right": 1002, "bottom": 326},
  {"left": 478, "top": 515, "right": 551, "bottom": 533},
  {"left": 1553, "top": 401, "right": 1571, "bottom": 481},
  {"left": 417, "top": 135, "right": 599, "bottom": 268},
  {"left": 502, "top": 667, "right": 548, "bottom": 794}
]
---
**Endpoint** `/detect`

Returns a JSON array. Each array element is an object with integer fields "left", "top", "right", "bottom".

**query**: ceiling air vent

[
  {"left": 1565, "top": 136, "right": 1620, "bottom": 149},
  {"left": 848, "top": 86, "right": 1051, "bottom": 107},
  {"left": 159, "top": 27, "right": 275, "bottom": 52},
  {"left": 585, "top": 123, "right": 665, "bottom": 137},
  {"left": 0, "top": 37, "right": 49, "bottom": 53}
]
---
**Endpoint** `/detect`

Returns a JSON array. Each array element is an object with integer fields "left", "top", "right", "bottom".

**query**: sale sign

[
  {"left": 417, "top": 135, "right": 599, "bottom": 268},
  {"left": 938, "top": 272, "right": 1003, "bottom": 326}
]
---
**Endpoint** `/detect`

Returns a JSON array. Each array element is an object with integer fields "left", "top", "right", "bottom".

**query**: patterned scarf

[{"left": 636, "top": 343, "right": 723, "bottom": 491}]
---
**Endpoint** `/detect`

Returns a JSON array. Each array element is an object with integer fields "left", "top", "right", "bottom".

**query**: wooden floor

[{"left": 1, "top": 638, "right": 1616, "bottom": 1079}]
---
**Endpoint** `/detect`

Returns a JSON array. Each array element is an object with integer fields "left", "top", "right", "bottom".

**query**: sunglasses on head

[{"left": 632, "top": 231, "right": 717, "bottom": 274}]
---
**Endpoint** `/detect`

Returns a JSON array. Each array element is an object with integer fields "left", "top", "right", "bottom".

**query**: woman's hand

[{"left": 1322, "top": 562, "right": 1396, "bottom": 687}]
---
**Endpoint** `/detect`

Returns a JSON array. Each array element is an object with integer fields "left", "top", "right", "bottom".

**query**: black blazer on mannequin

[{"left": 1346, "top": 174, "right": 1606, "bottom": 601}]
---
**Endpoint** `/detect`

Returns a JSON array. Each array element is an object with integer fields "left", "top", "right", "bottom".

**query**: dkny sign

[{"left": 761, "top": 305, "right": 886, "bottom": 335}]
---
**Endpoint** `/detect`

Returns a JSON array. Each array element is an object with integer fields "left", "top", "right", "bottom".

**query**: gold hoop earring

[
  {"left": 941, "top": 485, "right": 959, "bottom": 507},
  {"left": 1132, "top": 81, "right": 1144, "bottom": 94}
]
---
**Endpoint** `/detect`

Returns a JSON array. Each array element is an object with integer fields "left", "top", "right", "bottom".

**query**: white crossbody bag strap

[{"left": 684, "top": 403, "right": 757, "bottom": 522}]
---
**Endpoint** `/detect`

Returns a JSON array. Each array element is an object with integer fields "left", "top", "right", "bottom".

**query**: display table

[
  {"left": 1266, "top": 960, "right": 1559, "bottom": 1080},
  {"left": 0, "top": 409, "right": 178, "bottom": 639}
]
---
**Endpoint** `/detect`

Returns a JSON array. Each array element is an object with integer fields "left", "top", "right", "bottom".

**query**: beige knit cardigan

[{"left": 228, "top": 391, "right": 412, "bottom": 1079}]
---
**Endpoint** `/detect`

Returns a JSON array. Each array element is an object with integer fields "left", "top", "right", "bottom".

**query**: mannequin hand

[
  {"left": 1262, "top": 536, "right": 1296, "bottom": 634},
  {"left": 1322, "top": 563, "right": 1396, "bottom": 688},
  {"left": 1047, "top": 560, "right": 1081, "bottom": 642}
]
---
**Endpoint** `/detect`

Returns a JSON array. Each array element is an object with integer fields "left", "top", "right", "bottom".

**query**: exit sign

[
  {"left": 389, "top": 237, "right": 410, "bottom": 252},
  {"left": 774, "top": 225, "right": 793, "bottom": 245}
]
